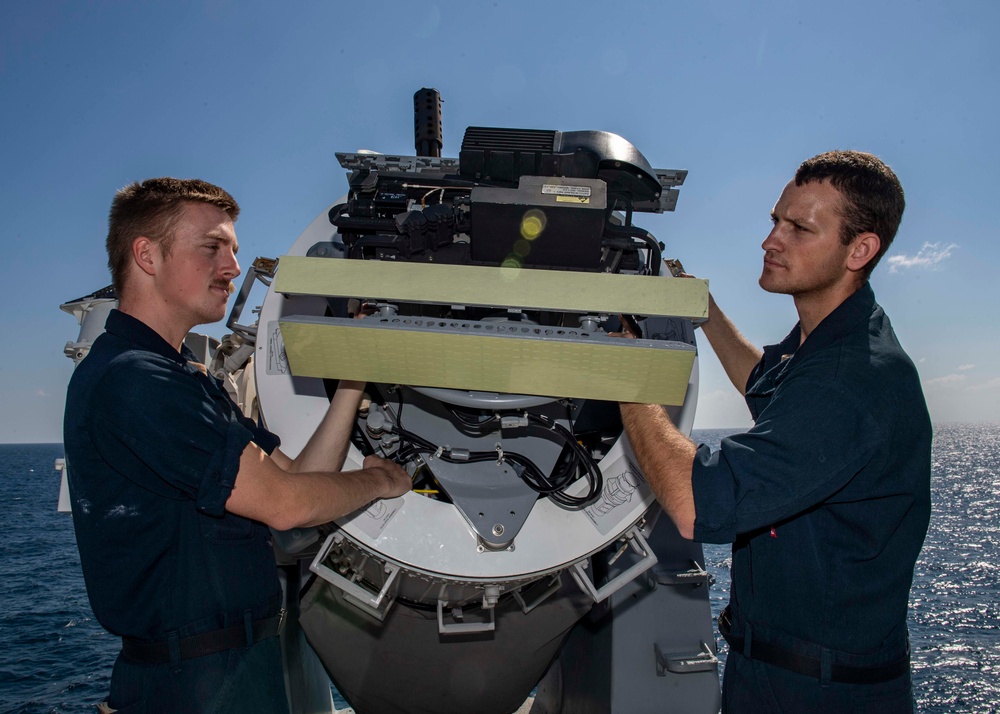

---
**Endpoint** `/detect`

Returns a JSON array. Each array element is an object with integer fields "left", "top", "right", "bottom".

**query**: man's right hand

[
  {"left": 229, "top": 443, "right": 414, "bottom": 530},
  {"left": 363, "top": 454, "right": 413, "bottom": 499}
]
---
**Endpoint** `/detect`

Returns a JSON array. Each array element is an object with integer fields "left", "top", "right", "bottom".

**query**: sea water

[{"left": 1, "top": 424, "right": 997, "bottom": 712}]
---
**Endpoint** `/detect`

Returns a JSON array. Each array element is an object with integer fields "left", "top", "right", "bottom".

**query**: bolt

[{"left": 492, "top": 524, "right": 504, "bottom": 536}]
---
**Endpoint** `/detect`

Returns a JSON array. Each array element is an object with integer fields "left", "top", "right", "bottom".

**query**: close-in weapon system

[{"left": 61, "top": 89, "right": 720, "bottom": 714}]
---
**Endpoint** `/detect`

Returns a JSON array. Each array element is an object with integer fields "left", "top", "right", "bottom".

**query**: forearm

[
  {"left": 267, "top": 466, "right": 395, "bottom": 529},
  {"left": 229, "top": 444, "right": 411, "bottom": 531},
  {"left": 700, "top": 294, "right": 762, "bottom": 395},
  {"left": 287, "top": 381, "right": 365, "bottom": 473},
  {"left": 619, "top": 402, "right": 697, "bottom": 539}
]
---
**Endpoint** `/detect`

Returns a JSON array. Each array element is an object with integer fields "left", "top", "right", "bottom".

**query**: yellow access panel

[
  {"left": 274, "top": 256, "right": 708, "bottom": 320},
  {"left": 274, "top": 257, "right": 704, "bottom": 405},
  {"left": 277, "top": 317, "right": 696, "bottom": 405}
]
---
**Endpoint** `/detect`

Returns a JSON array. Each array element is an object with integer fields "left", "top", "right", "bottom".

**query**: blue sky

[{"left": 2, "top": 1, "right": 997, "bottom": 442}]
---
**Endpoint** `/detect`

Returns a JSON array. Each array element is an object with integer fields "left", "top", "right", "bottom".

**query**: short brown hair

[
  {"left": 106, "top": 177, "right": 239, "bottom": 294},
  {"left": 795, "top": 151, "right": 905, "bottom": 279}
]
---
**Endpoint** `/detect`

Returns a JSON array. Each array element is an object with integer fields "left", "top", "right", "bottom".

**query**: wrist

[
  {"left": 380, "top": 468, "right": 395, "bottom": 497},
  {"left": 336, "top": 380, "right": 366, "bottom": 395}
]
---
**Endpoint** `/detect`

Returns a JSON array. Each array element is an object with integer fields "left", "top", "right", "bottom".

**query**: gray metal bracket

[
  {"left": 512, "top": 573, "right": 562, "bottom": 615},
  {"left": 436, "top": 600, "right": 496, "bottom": 635},
  {"left": 337, "top": 152, "right": 460, "bottom": 175},
  {"left": 423, "top": 453, "right": 538, "bottom": 550},
  {"left": 310, "top": 533, "right": 399, "bottom": 622},
  {"left": 225, "top": 256, "right": 277, "bottom": 341},
  {"left": 654, "top": 641, "right": 719, "bottom": 675},
  {"left": 569, "top": 525, "right": 658, "bottom": 603},
  {"left": 649, "top": 559, "right": 711, "bottom": 588}
]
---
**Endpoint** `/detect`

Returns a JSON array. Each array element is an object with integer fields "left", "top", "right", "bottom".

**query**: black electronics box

[{"left": 469, "top": 176, "right": 607, "bottom": 271}]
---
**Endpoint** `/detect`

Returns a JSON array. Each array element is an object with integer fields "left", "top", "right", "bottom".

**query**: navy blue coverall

[
  {"left": 692, "top": 283, "right": 931, "bottom": 712},
  {"left": 64, "top": 310, "right": 289, "bottom": 713}
]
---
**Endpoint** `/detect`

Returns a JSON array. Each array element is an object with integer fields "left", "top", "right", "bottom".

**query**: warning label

[{"left": 542, "top": 184, "right": 592, "bottom": 198}]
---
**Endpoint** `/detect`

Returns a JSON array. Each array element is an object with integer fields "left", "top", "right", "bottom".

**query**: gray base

[
  {"left": 300, "top": 573, "right": 592, "bottom": 714},
  {"left": 532, "top": 514, "right": 722, "bottom": 714}
]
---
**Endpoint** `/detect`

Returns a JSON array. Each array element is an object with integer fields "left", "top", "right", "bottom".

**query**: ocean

[{"left": 1, "top": 424, "right": 997, "bottom": 713}]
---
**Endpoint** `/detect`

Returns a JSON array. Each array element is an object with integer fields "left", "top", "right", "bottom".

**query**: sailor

[
  {"left": 620, "top": 151, "right": 930, "bottom": 712},
  {"left": 63, "top": 178, "right": 412, "bottom": 713}
]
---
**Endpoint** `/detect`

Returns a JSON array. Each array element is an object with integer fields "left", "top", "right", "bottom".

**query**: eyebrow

[
  {"left": 204, "top": 232, "right": 239, "bottom": 253},
  {"left": 771, "top": 210, "right": 813, "bottom": 230}
]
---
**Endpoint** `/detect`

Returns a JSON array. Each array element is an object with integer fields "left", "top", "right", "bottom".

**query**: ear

[
  {"left": 846, "top": 232, "right": 881, "bottom": 273},
  {"left": 132, "top": 236, "right": 159, "bottom": 277}
]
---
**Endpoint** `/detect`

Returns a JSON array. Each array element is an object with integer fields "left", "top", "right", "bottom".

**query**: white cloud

[
  {"left": 887, "top": 242, "right": 958, "bottom": 273},
  {"left": 35, "top": 389, "right": 48, "bottom": 398},
  {"left": 958, "top": 364, "right": 975, "bottom": 371},
  {"left": 924, "top": 373, "right": 967, "bottom": 388},
  {"left": 982, "top": 377, "right": 1000, "bottom": 390}
]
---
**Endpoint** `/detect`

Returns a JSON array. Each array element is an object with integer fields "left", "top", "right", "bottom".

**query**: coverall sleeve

[
  {"left": 691, "top": 375, "right": 884, "bottom": 543},
  {"left": 86, "top": 355, "right": 276, "bottom": 517}
]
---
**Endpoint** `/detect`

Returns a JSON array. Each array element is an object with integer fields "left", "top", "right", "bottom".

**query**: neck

[
  {"left": 117, "top": 295, "right": 193, "bottom": 353},
  {"left": 793, "top": 279, "right": 864, "bottom": 344}
]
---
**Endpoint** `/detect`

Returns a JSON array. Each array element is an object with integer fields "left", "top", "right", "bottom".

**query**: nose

[
  {"left": 761, "top": 226, "right": 782, "bottom": 253},
  {"left": 223, "top": 247, "right": 241, "bottom": 279}
]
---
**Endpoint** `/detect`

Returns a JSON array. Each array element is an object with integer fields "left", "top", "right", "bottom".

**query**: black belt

[
  {"left": 719, "top": 607, "right": 909, "bottom": 685},
  {"left": 121, "top": 609, "right": 286, "bottom": 665}
]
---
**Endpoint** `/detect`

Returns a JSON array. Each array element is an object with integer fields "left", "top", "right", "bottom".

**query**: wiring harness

[{"left": 375, "top": 392, "right": 603, "bottom": 510}]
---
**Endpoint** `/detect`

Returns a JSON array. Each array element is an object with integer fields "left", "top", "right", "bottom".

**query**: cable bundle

[{"left": 386, "top": 397, "right": 602, "bottom": 510}]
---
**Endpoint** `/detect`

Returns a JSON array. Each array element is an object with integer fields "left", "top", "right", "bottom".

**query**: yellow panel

[
  {"left": 275, "top": 256, "right": 708, "bottom": 320},
  {"left": 278, "top": 318, "right": 695, "bottom": 405}
]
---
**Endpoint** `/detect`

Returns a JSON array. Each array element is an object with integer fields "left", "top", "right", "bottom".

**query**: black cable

[
  {"left": 380, "top": 394, "right": 603, "bottom": 510},
  {"left": 525, "top": 413, "right": 603, "bottom": 508},
  {"left": 445, "top": 406, "right": 603, "bottom": 509},
  {"left": 604, "top": 223, "right": 662, "bottom": 276}
]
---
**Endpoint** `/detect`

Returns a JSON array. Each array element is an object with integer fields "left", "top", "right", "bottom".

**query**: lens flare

[{"left": 520, "top": 209, "right": 546, "bottom": 240}]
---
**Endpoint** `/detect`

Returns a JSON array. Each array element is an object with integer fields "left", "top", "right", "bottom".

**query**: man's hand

[
  {"left": 229, "top": 444, "right": 413, "bottom": 531},
  {"left": 363, "top": 454, "right": 412, "bottom": 499},
  {"left": 608, "top": 314, "right": 640, "bottom": 339}
]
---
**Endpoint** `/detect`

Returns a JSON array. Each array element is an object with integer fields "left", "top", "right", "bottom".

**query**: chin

[
  {"left": 197, "top": 306, "right": 227, "bottom": 325},
  {"left": 759, "top": 276, "right": 791, "bottom": 295}
]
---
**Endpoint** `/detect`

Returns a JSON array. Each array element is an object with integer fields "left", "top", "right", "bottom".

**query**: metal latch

[
  {"left": 654, "top": 641, "right": 719, "bottom": 675},
  {"left": 649, "top": 559, "right": 712, "bottom": 588}
]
